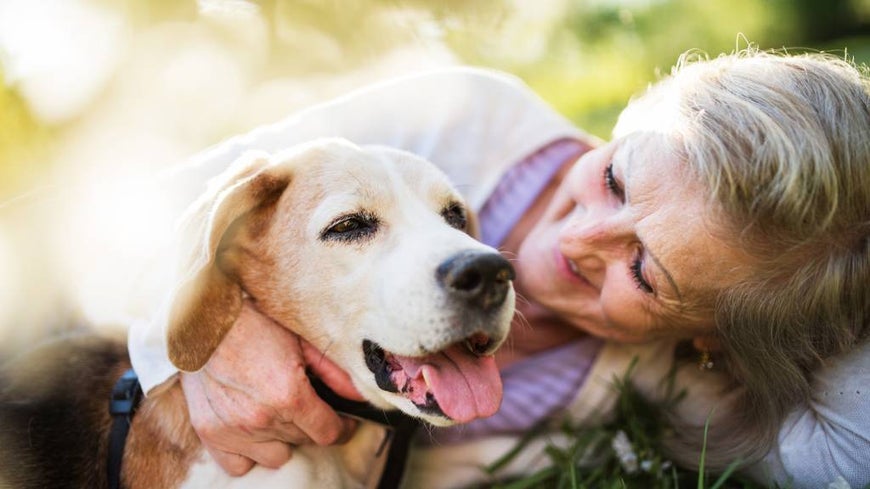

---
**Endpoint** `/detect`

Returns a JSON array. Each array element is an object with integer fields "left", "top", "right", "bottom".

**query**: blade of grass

[
  {"left": 708, "top": 458, "right": 742, "bottom": 489},
  {"left": 569, "top": 459, "right": 578, "bottom": 489},
  {"left": 697, "top": 412, "right": 713, "bottom": 489},
  {"left": 498, "top": 467, "right": 559, "bottom": 489},
  {"left": 486, "top": 426, "right": 545, "bottom": 474}
]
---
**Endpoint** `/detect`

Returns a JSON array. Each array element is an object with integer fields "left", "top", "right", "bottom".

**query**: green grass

[{"left": 468, "top": 362, "right": 766, "bottom": 489}]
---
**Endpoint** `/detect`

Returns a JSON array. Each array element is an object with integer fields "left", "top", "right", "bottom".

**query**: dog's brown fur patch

[
  {"left": 0, "top": 333, "right": 130, "bottom": 489},
  {"left": 123, "top": 384, "right": 199, "bottom": 489}
]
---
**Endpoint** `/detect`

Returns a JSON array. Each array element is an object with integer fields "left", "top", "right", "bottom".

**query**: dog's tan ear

[{"left": 166, "top": 151, "right": 290, "bottom": 371}]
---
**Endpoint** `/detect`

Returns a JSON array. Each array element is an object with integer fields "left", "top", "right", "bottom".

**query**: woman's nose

[{"left": 559, "top": 208, "right": 634, "bottom": 268}]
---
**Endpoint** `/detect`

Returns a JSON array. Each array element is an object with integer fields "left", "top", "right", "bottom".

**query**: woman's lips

[{"left": 554, "top": 247, "right": 590, "bottom": 287}]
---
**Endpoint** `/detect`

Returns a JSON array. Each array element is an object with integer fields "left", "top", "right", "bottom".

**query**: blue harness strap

[{"left": 107, "top": 369, "right": 142, "bottom": 489}]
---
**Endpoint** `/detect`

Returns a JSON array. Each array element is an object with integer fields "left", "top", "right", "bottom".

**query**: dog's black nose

[{"left": 436, "top": 250, "right": 515, "bottom": 311}]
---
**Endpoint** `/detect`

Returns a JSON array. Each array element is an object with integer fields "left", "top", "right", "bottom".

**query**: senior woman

[{"left": 129, "top": 49, "right": 870, "bottom": 488}]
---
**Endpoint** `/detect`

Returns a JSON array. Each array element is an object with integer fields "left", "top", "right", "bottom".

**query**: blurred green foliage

[
  {"left": 1, "top": 0, "right": 868, "bottom": 197},
  {"left": 0, "top": 70, "right": 52, "bottom": 199},
  {"left": 449, "top": 0, "right": 870, "bottom": 138}
]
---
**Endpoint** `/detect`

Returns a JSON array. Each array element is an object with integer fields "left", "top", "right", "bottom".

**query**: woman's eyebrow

[{"left": 647, "top": 245, "right": 682, "bottom": 302}]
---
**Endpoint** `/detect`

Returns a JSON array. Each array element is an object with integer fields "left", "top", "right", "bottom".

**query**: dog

[{"left": 0, "top": 138, "right": 516, "bottom": 488}]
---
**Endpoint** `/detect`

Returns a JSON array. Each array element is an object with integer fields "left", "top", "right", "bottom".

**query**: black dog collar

[{"left": 308, "top": 374, "right": 422, "bottom": 489}]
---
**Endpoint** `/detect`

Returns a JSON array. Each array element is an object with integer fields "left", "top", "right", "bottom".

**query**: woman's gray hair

[{"left": 615, "top": 49, "right": 870, "bottom": 469}]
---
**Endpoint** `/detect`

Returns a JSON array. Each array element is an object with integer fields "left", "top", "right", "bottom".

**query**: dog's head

[{"left": 166, "top": 138, "right": 515, "bottom": 426}]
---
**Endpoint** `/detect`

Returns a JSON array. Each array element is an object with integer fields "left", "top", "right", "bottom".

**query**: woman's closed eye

[
  {"left": 603, "top": 163, "right": 625, "bottom": 200},
  {"left": 605, "top": 163, "right": 652, "bottom": 294},
  {"left": 630, "top": 251, "right": 654, "bottom": 294}
]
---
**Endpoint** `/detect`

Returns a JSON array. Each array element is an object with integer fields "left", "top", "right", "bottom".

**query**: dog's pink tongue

[{"left": 394, "top": 345, "right": 502, "bottom": 423}]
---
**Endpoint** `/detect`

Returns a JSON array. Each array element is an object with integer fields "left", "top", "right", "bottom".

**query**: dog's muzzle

[{"left": 361, "top": 249, "right": 514, "bottom": 424}]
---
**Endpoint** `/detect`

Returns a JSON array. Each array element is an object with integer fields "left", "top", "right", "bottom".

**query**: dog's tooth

[{"left": 421, "top": 368, "right": 432, "bottom": 390}]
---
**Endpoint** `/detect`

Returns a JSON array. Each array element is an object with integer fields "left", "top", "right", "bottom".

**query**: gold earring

[{"left": 698, "top": 350, "right": 714, "bottom": 371}]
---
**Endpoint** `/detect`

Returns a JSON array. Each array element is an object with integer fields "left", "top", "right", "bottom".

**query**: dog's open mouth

[{"left": 363, "top": 336, "right": 502, "bottom": 423}]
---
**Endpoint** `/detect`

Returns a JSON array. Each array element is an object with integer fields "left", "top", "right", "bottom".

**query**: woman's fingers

[
  {"left": 276, "top": 381, "right": 358, "bottom": 446},
  {"left": 240, "top": 440, "right": 294, "bottom": 469},
  {"left": 203, "top": 447, "right": 256, "bottom": 476}
]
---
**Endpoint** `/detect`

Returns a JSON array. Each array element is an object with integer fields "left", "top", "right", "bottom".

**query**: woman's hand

[{"left": 179, "top": 301, "right": 364, "bottom": 476}]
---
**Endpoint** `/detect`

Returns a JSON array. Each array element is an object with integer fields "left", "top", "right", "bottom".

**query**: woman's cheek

[{"left": 598, "top": 287, "right": 653, "bottom": 342}]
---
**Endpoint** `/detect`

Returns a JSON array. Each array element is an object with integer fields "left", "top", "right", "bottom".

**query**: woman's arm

[
  {"left": 154, "top": 66, "right": 585, "bottom": 216},
  {"left": 747, "top": 342, "right": 870, "bottom": 488}
]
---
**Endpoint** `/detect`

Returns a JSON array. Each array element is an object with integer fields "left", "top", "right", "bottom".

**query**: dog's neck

[
  {"left": 123, "top": 383, "right": 201, "bottom": 489},
  {"left": 307, "top": 374, "right": 420, "bottom": 489}
]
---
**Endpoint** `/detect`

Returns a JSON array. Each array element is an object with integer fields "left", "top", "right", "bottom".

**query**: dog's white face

[{"left": 168, "top": 139, "right": 515, "bottom": 426}]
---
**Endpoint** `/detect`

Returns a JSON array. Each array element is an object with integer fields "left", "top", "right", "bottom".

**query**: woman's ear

[
  {"left": 166, "top": 151, "right": 291, "bottom": 372},
  {"left": 692, "top": 334, "right": 722, "bottom": 353}
]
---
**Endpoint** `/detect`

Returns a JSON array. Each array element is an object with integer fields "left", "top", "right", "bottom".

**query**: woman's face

[{"left": 516, "top": 133, "right": 749, "bottom": 343}]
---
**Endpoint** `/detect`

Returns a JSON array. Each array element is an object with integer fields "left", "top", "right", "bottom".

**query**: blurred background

[{"left": 1, "top": 0, "right": 868, "bottom": 348}]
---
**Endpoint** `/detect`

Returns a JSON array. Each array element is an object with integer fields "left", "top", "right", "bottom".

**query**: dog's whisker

[
  {"left": 317, "top": 338, "right": 337, "bottom": 360},
  {"left": 420, "top": 421, "right": 438, "bottom": 442},
  {"left": 513, "top": 292, "right": 532, "bottom": 309},
  {"left": 513, "top": 310, "right": 532, "bottom": 332},
  {"left": 452, "top": 183, "right": 476, "bottom": 193}
]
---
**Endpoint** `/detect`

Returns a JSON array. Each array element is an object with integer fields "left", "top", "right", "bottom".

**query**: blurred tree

[
  {"left": 2, "top": 0, "right": 869, "bottom": 192},
  {"left": 93, "top": 0, "right": 198, "bottom": 25},
  {"left": 784, "top": 0, "right": 869, "bottom": 43},
  {"left": 0, "top": 69, "right": 51, "bottom": 199},
  {"left": 441, "top": 0, "right": 870, "bottom": 138},
  {"left": 259, "top": 0, "right": 509, "bottom": 73}
]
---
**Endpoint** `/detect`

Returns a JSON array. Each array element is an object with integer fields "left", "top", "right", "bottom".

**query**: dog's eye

[
  {"left": 331, "top": 219, "right": 362, "bottom": 233},
  {"left": 441, "top": 202, "right": 467, "bottom": 230},
  {"left": 321, "top": 213, "right": 379, "bottom": 242}
]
